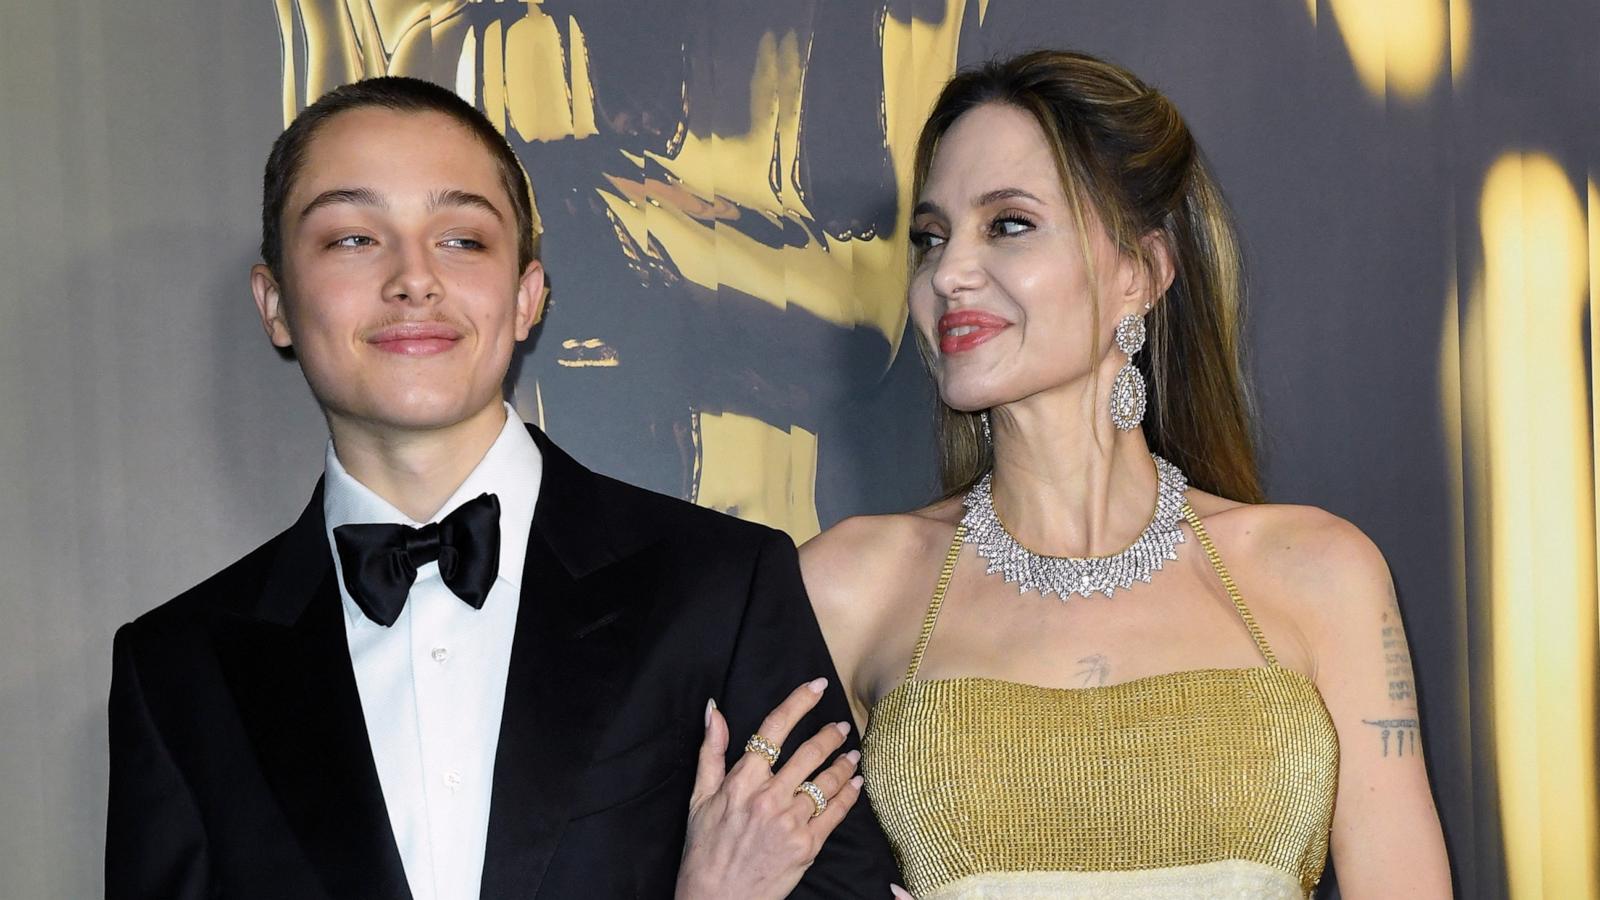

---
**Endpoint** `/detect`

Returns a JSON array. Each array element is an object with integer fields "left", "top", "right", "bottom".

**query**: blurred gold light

[
  {"left": 696, "top": 413, "right": 822, "bottom": 542},
  {"left": 1448, "top": 0, "right": 1472, "bottom": 83},
  {"left": 1323, "top": 0, "right": 1448, "bottom": 99},
  {"left": 1471, "top": 152, "right": 1599, "bottom": 899},
  {"left": 1592, "top": 179, "right": 1600, "bottom": 576}
]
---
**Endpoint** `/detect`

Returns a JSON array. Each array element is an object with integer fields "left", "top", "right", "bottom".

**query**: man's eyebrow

[
  {"left": 299, "top": 187, "right": 385, "bottom": 220},
  {"left": 429, "top": 188, "right": 505, "bottom": 221}
]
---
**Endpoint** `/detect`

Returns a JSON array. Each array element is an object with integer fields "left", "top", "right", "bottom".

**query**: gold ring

[
  {"left": 744, "top": 733, "right": 780, "bottom": 768},
  {"left": 795, "top": 780, "right": 827, "bottom": 818}
]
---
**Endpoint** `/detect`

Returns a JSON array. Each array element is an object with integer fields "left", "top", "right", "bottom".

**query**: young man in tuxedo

[{"left": 106, "top": 77, "right": 897, "bottom": 899}]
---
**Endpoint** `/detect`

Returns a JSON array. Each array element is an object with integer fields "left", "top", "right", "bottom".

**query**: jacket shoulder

[
  {"left": 586, "top": 468, "right": 783, "bottom": 552},
  {"left": 119, "top": 526, "right": 293, "bottom": 640}
]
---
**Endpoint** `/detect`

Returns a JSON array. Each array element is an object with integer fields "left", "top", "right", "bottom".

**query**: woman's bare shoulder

[
  {"left": 800, "top": 498, "right": 963, "bottom": 620},
  {"left": 1190, "top": 494, "right": 1394, "bottom": 622}
]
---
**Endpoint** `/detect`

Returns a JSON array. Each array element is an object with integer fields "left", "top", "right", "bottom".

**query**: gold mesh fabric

[{"left": 859, "top": 511, "right": 1340, "bottom": 898}]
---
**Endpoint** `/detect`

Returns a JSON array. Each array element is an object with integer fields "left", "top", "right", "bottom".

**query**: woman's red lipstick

[
  {"left": 368, "top": 322, "right": 462, "bottom": 356},
  {"left": 938, "top": 310, "right": 1010, "bottom": 354}
]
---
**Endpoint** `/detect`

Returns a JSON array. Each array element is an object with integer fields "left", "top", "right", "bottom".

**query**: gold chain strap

[
  {"left": 1181, "top": 505, "right": 1277, "bottom": 667},
  {"left": 906, "top": 524, "right": 967, "bottom": 681}
]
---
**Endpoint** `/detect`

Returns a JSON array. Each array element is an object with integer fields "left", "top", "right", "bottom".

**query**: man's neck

[{"left": 327, "top": 401, "right": 511, "bottom": 522}]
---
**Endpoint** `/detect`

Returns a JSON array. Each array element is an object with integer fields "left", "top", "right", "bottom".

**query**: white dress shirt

[{"left": 323, "top": 404, "right": 541, "bottom": 900}]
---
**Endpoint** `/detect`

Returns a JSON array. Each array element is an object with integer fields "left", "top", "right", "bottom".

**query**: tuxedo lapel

[
  {"left": 479, "top": 428, "right": 657, "bottom": 899},
  {"left": 215, "top": 486, "right": 411, "bottom": 900}
]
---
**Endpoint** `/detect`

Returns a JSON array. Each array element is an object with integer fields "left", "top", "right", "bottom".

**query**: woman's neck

[{"left": 986, "top": 390, "right": 1158, "bottom": 558}]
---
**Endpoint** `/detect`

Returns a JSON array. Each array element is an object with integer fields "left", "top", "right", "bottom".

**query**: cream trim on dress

[{"left": 921, "top": 859, "right": 1307, "bottom": 900}]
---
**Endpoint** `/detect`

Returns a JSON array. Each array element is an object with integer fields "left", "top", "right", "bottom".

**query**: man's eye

[
  {"left": 329, "top": 235, "right": 374, "bottom": 248},
  {"left": 910, "top": 230, "right": 946, "bottom": 251},
  {"left": 442, "top": 238, "right": 486, "bottom": 250}
]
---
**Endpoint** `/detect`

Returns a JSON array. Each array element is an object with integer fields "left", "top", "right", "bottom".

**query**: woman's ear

[{"left": 1136, "top": 231, "right": 1176, "bottom": 311}]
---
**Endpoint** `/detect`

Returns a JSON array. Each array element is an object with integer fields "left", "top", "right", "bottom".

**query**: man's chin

[{"left": 324, "top": 393, "right": 505, "bottom": 437}]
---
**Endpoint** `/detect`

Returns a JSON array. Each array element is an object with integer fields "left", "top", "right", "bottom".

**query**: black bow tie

[{"left": 333, "top": 492, "right": 502, "bottom": 627}]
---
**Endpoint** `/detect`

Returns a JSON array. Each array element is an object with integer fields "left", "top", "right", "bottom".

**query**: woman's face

[{"left": 908, "top": 102, "right": 1146, "bottom": 416}]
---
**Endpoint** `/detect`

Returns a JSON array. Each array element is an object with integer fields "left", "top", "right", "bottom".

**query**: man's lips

[
  {"left": 367, "top": 322, "right": 463, "bottom": 356},
  {"left": 938, "top": 310, "right": 1011, "bottom": 355}
]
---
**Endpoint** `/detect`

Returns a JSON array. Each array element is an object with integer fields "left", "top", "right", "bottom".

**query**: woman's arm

[
  {"left": 799, "top": 515, "right": 921, "bottom": 732},
  {"left": 1295, "top": 512, "right": 1451, "bottom": 897}
]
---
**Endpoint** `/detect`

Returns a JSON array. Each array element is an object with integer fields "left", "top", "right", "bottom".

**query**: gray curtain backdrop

[{"left": 3, "top": 1, "right": 1595, "bottom": 897}]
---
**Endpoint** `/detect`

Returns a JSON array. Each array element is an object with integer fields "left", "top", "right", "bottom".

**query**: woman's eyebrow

[{"left": 974, "top": 187, "right": 1042, "bottom": 206}]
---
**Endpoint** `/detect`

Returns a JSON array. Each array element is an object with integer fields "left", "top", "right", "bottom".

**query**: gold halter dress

[{"left": 860, "top": 508, "right": 1340, "bottom": 899}]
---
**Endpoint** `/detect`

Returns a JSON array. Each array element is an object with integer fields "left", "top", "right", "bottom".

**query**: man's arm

[
  {"left": 107, "top": 624, "right": 212, "bottom": 900},
  {"left": 716, "top": 530, "right": 901, "bottom": 898}
]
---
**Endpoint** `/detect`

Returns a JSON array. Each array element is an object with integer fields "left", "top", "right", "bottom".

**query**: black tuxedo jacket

[{"left": 107, "top": 425, "right": 899, "bottom": 899}]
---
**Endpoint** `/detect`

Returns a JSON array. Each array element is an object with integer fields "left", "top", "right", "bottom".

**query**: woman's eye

[
  {"left": 990, "top": 216, "right": 1034, "bottom": 237},
  {"left": 910, "top": 229, "right": 946, "bottom": 251}
]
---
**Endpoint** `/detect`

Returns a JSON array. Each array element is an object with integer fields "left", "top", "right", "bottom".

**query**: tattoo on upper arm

[
  {"left": 1075, "top": 654, "right": 1109, "bottom": 687},
  {"left": 1361, "top": 718, "right": 1421, "bottom": 757},
  {"left": 1382, "top": 613, "right": 1416, "bottom": 702},
  {"left": 1366, "top": 601, "right": 1421, "bottom": 758}
]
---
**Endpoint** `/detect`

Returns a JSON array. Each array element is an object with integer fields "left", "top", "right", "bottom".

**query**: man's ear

[
  {"left": 251, "top": 264, "right": 294, "bottom": 348},
  {"left": 514, "top": 260, "right": 547, "bottom": 340}
]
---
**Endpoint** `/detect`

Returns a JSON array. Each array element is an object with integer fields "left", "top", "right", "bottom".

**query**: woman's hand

[{"left": 675, "top": 677, "right": 865, "bottom": 900}]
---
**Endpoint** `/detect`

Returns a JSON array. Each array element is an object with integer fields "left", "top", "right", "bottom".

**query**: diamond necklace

[{"left": 960, "top": 454, "right": 1189, "bottom": 600}]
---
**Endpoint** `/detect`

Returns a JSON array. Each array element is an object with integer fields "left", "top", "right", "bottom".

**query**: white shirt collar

[{"left": 322, "top": 402, "right": 543, "bottom": 625}]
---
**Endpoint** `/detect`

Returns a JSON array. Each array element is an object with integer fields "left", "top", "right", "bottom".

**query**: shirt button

[
  {"left": 431, "top": 646, "right": 449, "bottom": 664},
  {"left": 444, "top": 770, "right": 463, "bottom": 791}
]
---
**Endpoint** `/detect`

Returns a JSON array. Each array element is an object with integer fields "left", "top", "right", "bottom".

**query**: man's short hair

[{"left": 260, "top": 76, "right": 538, "bottom": 276}]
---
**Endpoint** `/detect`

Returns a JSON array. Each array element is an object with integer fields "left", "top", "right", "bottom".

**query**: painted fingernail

[
  {"left": 846, "top": 750, "right": 861, "bottom": 765},
  {"left": 704, "top": 698, "right": 716, "bottom": 727},
  {"left": 889, "top": 884, "right": 911, "bottom": 899},
  {"left": 834, "top": 721, "right": 851, "bottom": 737},
  {"left": 807, "top": 677, "right": 828, "bottom": 693},
  {"left": 850, "top": 775, "right": 864, "bottom": 789}
]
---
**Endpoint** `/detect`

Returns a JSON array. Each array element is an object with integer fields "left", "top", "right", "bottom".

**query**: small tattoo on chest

[{"left": 1076, "top": 653, "right": 1110, "bottom": 687}]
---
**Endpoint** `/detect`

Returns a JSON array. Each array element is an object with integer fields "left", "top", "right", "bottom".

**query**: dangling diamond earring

[
  {"left": 1110, "top": 314, "right": 1147, "bottom": 431},
  {"left": 980, "top": 410, "right": 992, "bottom": 445}
]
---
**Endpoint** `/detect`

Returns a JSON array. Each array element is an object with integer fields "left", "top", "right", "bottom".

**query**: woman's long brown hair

[{"left": 915, "top": 50, "right": 1263, "bottom": 504}]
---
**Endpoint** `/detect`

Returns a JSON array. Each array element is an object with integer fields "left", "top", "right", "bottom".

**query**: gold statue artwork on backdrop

[{"left": 271, "top": 0, "right": 971, "bottom": 540}]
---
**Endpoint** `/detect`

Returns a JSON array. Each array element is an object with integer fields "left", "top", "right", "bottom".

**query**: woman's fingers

[
  {"left": 755, "top": 677, "right": 829, "bottom": 751},
  {"left": 730, "top": 677, "right": 829, "bottom": 778},
  {"left": 790, "top": 748, "right": 859, "bottom": 821},
  {"left": 804, "top": 749, "right": 859, "bottom": 801},
  {"left": 773, "top": 720, "right": 850, "bottom": 791},
  {"left": 676, "top": 679, "right": 850, "bottom": 900},
  {"left": 803, "top": 769, "right": 863, "bottom": 837},
  {"left": 689, "top": 698, "right": 729, "bottom": 810}
]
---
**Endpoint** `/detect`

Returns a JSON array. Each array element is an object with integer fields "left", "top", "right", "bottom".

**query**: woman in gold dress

[{"left": 793, "top": 50, "right": 1452, "bottom": 898}]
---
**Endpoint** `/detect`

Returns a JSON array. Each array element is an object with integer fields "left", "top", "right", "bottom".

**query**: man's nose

[{"left": 383, "top": 241, "right": 443, "bottom": 305}]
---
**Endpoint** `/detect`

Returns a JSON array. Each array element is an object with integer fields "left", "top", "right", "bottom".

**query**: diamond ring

[
  {"left": 743, "top": 733, "right": 780, "bottom": 768},
  {"left": 795, "top": 780, "right": 827, "bottom": 818}
]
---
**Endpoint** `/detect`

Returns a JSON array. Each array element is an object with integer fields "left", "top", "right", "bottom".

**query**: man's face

[{"left": 251, "top": 107, "right": 544, "bottom": 437}]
